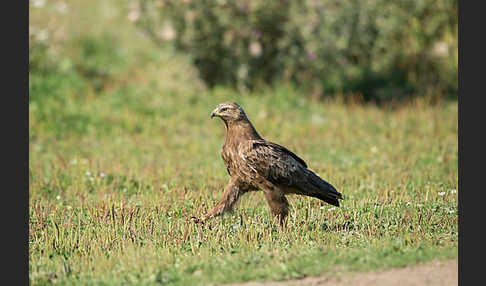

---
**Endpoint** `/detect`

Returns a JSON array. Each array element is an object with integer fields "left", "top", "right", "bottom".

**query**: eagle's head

[{"left": 210, "top": 102, "right": 247, "bottom": 122}]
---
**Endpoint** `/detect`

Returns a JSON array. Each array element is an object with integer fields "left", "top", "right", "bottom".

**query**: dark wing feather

[
  {"left": 245, "top": 139, "right": 342, "bottom": 206},
  {"left": 251, "top": 140, "right": 307, "bottom": 168}
]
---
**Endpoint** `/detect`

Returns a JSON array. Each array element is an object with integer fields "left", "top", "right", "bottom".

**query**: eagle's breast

[
  {"left": 221, "top": 142, "right": 239, "bottom": 176},
  {"left": 221, "top": 140, "right": 258, "bottom": 185}
]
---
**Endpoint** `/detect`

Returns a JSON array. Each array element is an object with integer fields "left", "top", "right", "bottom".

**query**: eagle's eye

[{"left": 220, "top": 107, "right": 229, "bottom": 112}]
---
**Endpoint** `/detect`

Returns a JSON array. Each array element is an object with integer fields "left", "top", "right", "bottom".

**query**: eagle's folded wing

[
  {"left": 244, "top": 139, "right": 308, "bottom": 186},
  {"left": 244, "top": 139, "right": 342, "bottom": 206}
]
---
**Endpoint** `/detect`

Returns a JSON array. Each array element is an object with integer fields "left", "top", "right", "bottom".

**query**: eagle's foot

[{"left": 190, "top": 216, "right": 205, "bottom": 224}]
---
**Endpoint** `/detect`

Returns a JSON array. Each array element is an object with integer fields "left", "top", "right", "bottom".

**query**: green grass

[
  {"left": 29, "top": 89, "right": 458, "bottom": 285},
  {"left": 29, "top": 1, "right": 457, "bottom": 285}
]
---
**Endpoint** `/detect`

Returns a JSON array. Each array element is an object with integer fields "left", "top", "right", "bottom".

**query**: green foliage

[
  {"left": 72, "top": 35, "right": 127, "bottom": 92},
  {"left": 29, "top": 0, "right": 205, "bottom": 139},
  {"left": 135, "top": 0, "right": 457, "bottom": 101}
]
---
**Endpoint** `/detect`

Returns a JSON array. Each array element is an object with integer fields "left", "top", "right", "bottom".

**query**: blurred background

[{"left": 30, "top": 0, "right": 457, "bottom": 105}]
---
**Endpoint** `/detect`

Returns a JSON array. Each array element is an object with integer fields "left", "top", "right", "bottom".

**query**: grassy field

[
  {"left": 29, "top": 91, "right": 458, "bottom": 285},
  {"left": 29, "top": 1, "right": 457, "bottom": 285}
]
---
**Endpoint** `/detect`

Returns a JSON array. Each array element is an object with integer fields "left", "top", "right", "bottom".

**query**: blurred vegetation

[
  {"left": 29, "top": 0, "right": 457, "bottom": 103},
  {"left": 134, "top": 0, "right": 457, "bottom": 102},
  {"left": 29, "top": 0, "right": 205, "bottom": 140}
]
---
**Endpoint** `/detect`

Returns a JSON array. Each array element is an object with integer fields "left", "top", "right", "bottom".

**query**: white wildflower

[
  {"left": 31, "top": 0, "right": 45, "bottom": 8},
  {"left": 451, "top": 189, "right": 457, "bottom": 194},
  {"left": 249, "top": 41, "right": 262, "bottom": 57},
  {"left": 99, "top": 172, "right": 106, "bottom": 178},
  {"left": 159, "top": 22, "right": 176, "bottom": 41},
  {"left": 35, "top": 29, "right": 49, "bottom": 42},
  {"left": 55, "top": 2, "right": 68, "bottom": 14},
  {"left": 86, "top": 171, "right": 91, "bottom": 177},
  {"left": 370, "top": 146, "right": 378, "bottom": 153},
  {"left": 438, "top": 192, "right": 446, "bottom": 196},
  {"left": 56, "top": 195, "right": 61, "bottom": 200},
  {"left": 257, "top": 110, "right": 267, "bottom": 119},
  {"left": 32, "top": 144, "right": 42, "bottom": 152},
  {"left": 432, "top": 41, "right": 449, "bottom": 57},
  {"left": 311, "top": 114, "right": 324, "bottom": 125},
  {"left": 127, "top": 10, "right": 140, "bottom": 22},
  {"left": 327, "top": 207, "right": 337, "bottom": 212}
]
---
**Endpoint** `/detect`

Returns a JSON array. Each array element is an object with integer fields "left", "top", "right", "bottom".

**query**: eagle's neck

[{"left": 224, "top": 119, "right": 262, "bottom": 145}]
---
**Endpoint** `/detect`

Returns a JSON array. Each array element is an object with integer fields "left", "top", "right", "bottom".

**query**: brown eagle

[{"left": 196, "top": 101, "right": 342, "bottom": 226}]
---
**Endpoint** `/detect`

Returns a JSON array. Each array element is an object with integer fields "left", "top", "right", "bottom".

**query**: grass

[
  {"left": 29, "top": 1, "right": 457, "bottom": 285},
  {"left": 29, "top": 89, "right": 458, "bottom": 285}
]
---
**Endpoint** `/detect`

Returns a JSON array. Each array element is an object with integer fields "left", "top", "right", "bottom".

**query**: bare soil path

[{"left": 220, "top": 259, "right": 458, "bottom": 286}]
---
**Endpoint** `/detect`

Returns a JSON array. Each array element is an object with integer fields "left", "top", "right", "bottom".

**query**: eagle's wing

[
  {"left": 244, "top": 139, "right": 342, "bottom": 206},
  {"left": 252, "top": 140, "right": 308, "bottom": 167}
]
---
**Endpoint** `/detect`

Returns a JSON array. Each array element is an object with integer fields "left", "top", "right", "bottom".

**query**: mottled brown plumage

[{"left": 198, "top": 102, "right": 342, "bottom": 226}]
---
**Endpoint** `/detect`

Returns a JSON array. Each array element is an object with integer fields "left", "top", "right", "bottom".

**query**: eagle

[{"left": 196, "top": 101, "right": 342, "bottom": 226}]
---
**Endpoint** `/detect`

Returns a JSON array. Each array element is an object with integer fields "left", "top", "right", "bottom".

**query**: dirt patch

[{"left": 220, "top": 259, "right": 458, "bottom": 286}]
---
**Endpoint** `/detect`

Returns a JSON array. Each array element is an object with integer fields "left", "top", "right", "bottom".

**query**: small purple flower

[{"left": 307, "top": 51, "right": 316, "bottom": 61}]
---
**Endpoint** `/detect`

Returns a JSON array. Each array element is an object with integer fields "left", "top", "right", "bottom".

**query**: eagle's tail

[{"left": 305, "top": 169, "right": 342, "bottom": 207}]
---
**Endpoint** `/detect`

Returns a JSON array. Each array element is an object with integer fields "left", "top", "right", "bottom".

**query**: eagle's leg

[
  {"left": 263, "top": 189, "right": 289, "bottom": 227},
  {"left": 200, "top": 179, "right": 242, "bottom": 223}
]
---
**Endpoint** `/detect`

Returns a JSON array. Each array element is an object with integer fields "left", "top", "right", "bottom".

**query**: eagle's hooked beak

[{"left": 210, "top": 108, "right": 220, "bottom": 119}]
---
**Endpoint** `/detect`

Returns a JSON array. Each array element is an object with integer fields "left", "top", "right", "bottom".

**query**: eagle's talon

[{"left": 190, "top": 216, "right": 205, "bottom": 224}]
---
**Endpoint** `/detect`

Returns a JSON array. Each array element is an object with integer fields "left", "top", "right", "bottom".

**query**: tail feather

[
  {"left": 305, "top": 169, "right": 343, "bottom": 205},
  {"left": 310, "top": 193, "right": 340, "bottom": 207}
]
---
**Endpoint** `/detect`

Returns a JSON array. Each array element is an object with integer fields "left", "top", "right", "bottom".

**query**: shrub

[{"left": 134, "top": 0, "right": 457, "bottom": 101}]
